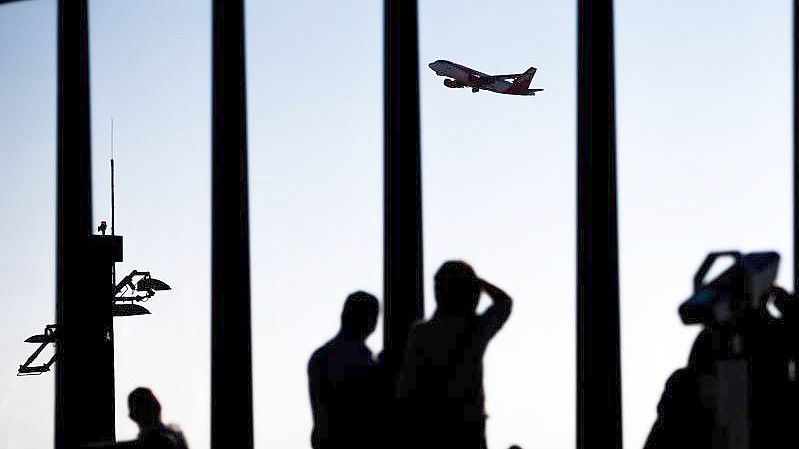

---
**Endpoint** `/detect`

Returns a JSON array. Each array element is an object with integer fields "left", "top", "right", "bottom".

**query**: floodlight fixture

[
  {"left": 136, "top": 277, "right": 171, "bottom": 292},
  {"left": 18, "top": 325, "right": 58, "bottom": 376},
  {"left": 112, "top": 304, "right": 151, "bottom": 317},
  {"left": 113, "top": 270, "right": 171, "bottom": 305},
  {"left": 23, "top": 324, "right": 57, "bottom": 344},
  {"left": 24, "top": 334, "right": 55, "bottom": 344}
]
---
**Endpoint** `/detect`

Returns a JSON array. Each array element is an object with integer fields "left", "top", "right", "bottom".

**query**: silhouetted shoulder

[
  {"left": 644, "top": 367, "right": 711, "bottom": 449},
  {"left": 308, "top": 343, "right": 328, "bottom": 361},
  {"left": 307, "top": 343, "right": 330, "bottom": 374},
  {"left": 657, "top": 368, "right": 698, "bottom": 415},
  {"left": 138, "top": 426, "right": 188, "bottom": 449},
  {"left": 403, "top": 319, "right": 435, "bottom": 349},
  {"left": 407, "top": 318, "right": 432, "bottom": 335}
]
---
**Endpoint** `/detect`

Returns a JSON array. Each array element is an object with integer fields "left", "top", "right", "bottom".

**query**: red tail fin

[{"left": 509, "top": 67, "right": 537, "bottom": 94}]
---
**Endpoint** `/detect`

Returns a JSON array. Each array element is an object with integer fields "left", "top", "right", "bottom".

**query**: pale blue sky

[{"left": 0, "top": 1, "right": 792, "bottom": 449}]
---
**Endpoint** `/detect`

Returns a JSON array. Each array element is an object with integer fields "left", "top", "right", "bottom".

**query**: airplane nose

[{"left": 428, "top": 62, "right": 435, "bottom": 69}]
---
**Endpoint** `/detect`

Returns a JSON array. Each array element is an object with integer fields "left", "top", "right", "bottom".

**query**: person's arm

[
  {"left": 307, "top": 355, "right": 326, "bottom": 446},
  {"left": 477, "top": 278, "right": 513, "bottom": 340}
]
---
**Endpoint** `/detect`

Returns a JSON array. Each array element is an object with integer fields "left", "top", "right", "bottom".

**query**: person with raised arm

[{"left": 396, "top": 261, "right": 513, "bottom": 449}]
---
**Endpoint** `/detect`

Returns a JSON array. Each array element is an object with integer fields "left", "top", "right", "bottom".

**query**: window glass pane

[
  {"left": 88, "top": 1, "right": 211, "bottom": 447},
  {"left": 419, "top": 2, "right": 575, "bottom": 448},
  {"left": 616, "top": 2, "right": 792, "bottom": 447},
  {"left": 0, "top": 1, "right": 212, "bottom": 448},
  {"left": 0, "top": 3, "right": 57, "bottom": 449},
  {"left": 247, "top": 2, "right": 383, "bottom": 448}
]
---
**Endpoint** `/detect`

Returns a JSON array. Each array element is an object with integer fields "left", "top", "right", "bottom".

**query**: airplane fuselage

[
  {"left": 428, "top": 60, "right": 542, "bottom": 96},
  {"left": 429, "top": 61, "right": 514, "bottom": 92}
]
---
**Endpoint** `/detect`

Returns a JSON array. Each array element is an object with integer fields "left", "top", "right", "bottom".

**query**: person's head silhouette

[
  {"left": 434, "top": 260, "right": 480, "bottom": 317},
  {"left": 128, "top": 387, "right": 162, "bottom": 429},
  {"left": 340, "top": 291, "right": 379, "bottom": 340}
]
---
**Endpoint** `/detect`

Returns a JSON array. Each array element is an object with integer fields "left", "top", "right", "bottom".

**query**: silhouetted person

[
  {"left": 127, "top": 387, "right": 189, "bottom": 449},
  {"left": 643, "top": 330, "right": 714, "bottom": 449},
  {"left": 396, "top": 261, "right": 513, "bottom": 449},
  {"left": 645, "top": 320, "right": 798, "bottom": 449},
  {"left": 308, "top": 291, "right": 381, "bottom": 449}
]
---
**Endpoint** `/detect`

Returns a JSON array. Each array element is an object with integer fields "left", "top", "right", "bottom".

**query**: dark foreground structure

[{"left": 2, "top": 0, "right": 799, "bottom": 447}]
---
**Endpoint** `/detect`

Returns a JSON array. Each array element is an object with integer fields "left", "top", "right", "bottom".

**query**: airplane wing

[
  {"left": 490, "top": 73, "right": 524, "bottom": 80},
  {"left": 471, "top": 73, "right": 519, "bottom": 84},
  {"left": 487, "top": 67, "right": 538, "bottom": 81}
]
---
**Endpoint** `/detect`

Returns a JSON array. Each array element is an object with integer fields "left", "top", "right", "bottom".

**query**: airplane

[{"left": 428, "top": 60, "right": 543, "bottom": 96}]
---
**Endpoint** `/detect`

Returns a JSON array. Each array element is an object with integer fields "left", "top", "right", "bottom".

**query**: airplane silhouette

[{"left": 429, "top": 60, "right": 543, "bottom": 96}]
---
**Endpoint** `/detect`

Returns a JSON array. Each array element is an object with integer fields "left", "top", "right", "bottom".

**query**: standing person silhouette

[
  {"left": 396, "top": 261, "right": 513, "bottom": 449},
  {"left": 126, "top": 387, "right": 189, "bottom": 449},
  {"left": 308, "top": 291, "right": 382, "bottom": 449}
]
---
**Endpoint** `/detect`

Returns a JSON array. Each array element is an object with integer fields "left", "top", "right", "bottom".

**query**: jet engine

[{"left": 443, "top": 79, "right": 464, "bottom": 88}]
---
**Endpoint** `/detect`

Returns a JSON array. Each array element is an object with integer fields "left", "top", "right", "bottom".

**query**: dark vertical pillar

[
  {"left": 576, "top": 0, "right": 623, "bottom": 449},
  {"left": 55, "top": 0, "right": 118, "bottom": 447},
  {"left": 211, "top": 1, "right": 253, "bottom": 449},
  {"left": 383, "top": 0, "right": 424, "bottom": 375},
  {"left": 54, "top": 0, "right": 115, "bottom": 447},
  {"left": 794, "top": 0, "right": 798, "bottom": 294}
]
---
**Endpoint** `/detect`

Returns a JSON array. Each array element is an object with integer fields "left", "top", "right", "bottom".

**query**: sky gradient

[{"left": 0, "top": 1, "right": 793, "bottom": 449}]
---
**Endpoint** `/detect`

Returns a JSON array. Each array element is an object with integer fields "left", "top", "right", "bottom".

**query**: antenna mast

[
  {"left": 111, "top": 119, "right": 116, "bottom": 286},
  {"left": 111, "top": 118, "right": 115, "bottom": 236}
]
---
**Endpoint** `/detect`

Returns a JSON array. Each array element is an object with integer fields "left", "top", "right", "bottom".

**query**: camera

[{"left": 679, "top": 251, "right": 780, "bottom": 328}]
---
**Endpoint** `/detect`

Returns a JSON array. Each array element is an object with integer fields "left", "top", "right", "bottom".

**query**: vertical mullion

[
  {"left": 794, "top": 0, "right": 798, "bottom": 295},
  {"left": 211, "top": 1, "right": 253, "bottom": 449},
  {"left": 383, "top": 0, "right": 424, "bottom": 377},
  {"left": 55, "top": 0, "right": 96, "bottom": 447},
  {"left": 576, "top": 0, "right": 623, "bottom": 448}
]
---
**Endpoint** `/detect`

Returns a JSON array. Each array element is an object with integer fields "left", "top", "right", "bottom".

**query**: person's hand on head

[{"left": 478, "top": 278, "right": 501, "bottom": 295}]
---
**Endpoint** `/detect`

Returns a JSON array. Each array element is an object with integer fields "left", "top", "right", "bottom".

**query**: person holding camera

[{"left": 395, "top": 261, "right": 513, "bottom": 449}]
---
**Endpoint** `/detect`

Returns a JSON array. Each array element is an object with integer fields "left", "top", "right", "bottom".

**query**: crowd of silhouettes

[
  {"left": 308, "top": 260, "right": 514, "bottom": 449},
  {"left": 76, "top": 264, "right": 799, "bottom": 449}
]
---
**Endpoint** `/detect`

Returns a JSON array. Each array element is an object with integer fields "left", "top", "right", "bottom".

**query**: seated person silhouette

[
  {"left": 396, "top": 261, "right": 513, "bottom": 449},
  {"left": 308, "top": 291, "right": 381, "bottom": 449},
  {"left": 125, "top": 387, "right": 189, "bottom": 449}
]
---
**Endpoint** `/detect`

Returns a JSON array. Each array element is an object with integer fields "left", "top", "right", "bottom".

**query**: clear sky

[{"left": 0, "top": 1, "right": 792, "bottom": 449}]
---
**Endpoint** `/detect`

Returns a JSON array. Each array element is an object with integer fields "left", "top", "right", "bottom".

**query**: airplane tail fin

[{"left": 509, "top": 67, "right": 537, "bottom": 94}]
